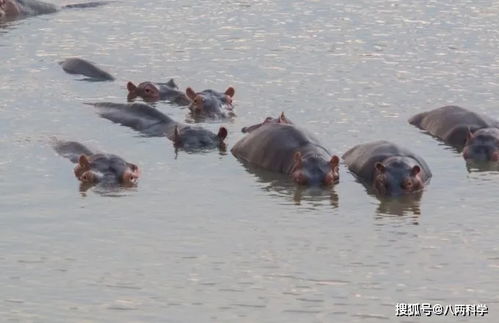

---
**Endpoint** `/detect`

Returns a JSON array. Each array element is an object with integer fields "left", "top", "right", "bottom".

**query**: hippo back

[
  {"left": 91, "top": 102, "right": 176, "bottom": 137},
  {"left": 342, "top": 141, "right": 432, "bottom": 183},
  {"left": 17, "top": 0, "right": 57, "bottom": 15},
  {"left": 409, "top": 106, "right": 499, "bottom": 147},
  {"left": 53, "top": 140, "right": 95, "bottom": 163},
  {"left": 231, "top": 123, "right": 328, "bottom": 174}
]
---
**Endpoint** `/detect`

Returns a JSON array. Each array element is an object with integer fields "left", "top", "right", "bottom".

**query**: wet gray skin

[
  {"left": 0, "top": 0, "right": 109, "bottom": 20},
  {"left": 59, "top": 57, "right": 114, "bottom": 81},
  {"left": 342, "top": 141, "right": 432, "bottom": 197},
  {"left": 232, "top": 121, "right": 339, "bottom": 186},
  {"left": 52, "top": 140, "right": 139, "bottom": 191},
  {"left": 186, "top": 87, "right": 235, "bottom": 121},
  {"left": 409, "top": 105, "right": 499, "bottom": 150},
  {"left": 127, "top": 79, "right": 191, "bottom": 105},
  {"left": 463, "top": 128, "right": 499, "bottom": 162},
  {"left": 241, "top": 112, "right": 293, "bottom": 133},
  {"left": 89, "top": 102, "right": 227, "bottom": 151}
]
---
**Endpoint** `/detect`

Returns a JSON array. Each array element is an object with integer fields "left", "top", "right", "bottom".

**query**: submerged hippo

[
  {"left": 0, "top": 0, "right": 108, "bottom": 21},
  {"left": 409, "top": 106, "right": 499, "bottom": 162},
  {"left": 241, "top": 112, "right": 292, "bottom": 133},
  {"left": 343, "top": 141, "right": 432, "bottom": 197},
  {"left": 53, "top": 140, "right": 139, "bottom": 190},
  {"left": 59, "top": 57, "right": 114, "bottom": 81},
  {"left": 232, "top": 114, "right": 340, "bottom": 186},
  {"left": 127, "top": 79, "right": 191, "bottom": 105},
  {"left": 88, "top": 102, "right": 227, "bottom": 151},
  {"left": 185, "top": 86, "right": 235, "bottom": 120}
]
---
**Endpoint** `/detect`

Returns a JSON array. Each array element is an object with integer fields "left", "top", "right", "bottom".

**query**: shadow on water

[
  {"left": 466, "top": 160, "right": 499, "bottom": 173},
  {"left": 0, "top": 19, "right": 17, "bottom": 32},
  {"left": 375, "top": 192, "right": 423, "bottom": 220},
  {"left": 348, "top": 174, "right": 423, "bottom": 219},
  {"left": 239, "top": 161, "right": 339, "bottom": 208},
  {"left": 78, "top": 181, "right": 137, "bottom": 197}
]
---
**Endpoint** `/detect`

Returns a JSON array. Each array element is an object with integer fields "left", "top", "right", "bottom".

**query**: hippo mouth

[{"left": 463, "top": 145, "right": 499, "bottom": 162}]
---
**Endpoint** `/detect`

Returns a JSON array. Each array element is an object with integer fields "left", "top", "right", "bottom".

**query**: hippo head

[
  {"left": 73, "top": 154, "right": 140, "bottom": 188},
  {"left": 0, "top": 0, "right": 20, "bottom": 19},
  {"left": 185, "top": 87, "right": 235, "bottom": 119},
  {"left": 242, "top": 112, "right": 292, "bottom": 133},
  {"left": 127, "top": 81, "right": 160, "bottom": 102},
  {"left": 291, "top": 152, "right": 340, "bottom": 186},
  {"left": 462, "top": 128, "right": 499, "bottom": 162},
  {"left": 173, "top": 125, "right": 228, "bottom": 151},
  {"left": 372, "top": 157, "right": 424, "bottom": 196}
]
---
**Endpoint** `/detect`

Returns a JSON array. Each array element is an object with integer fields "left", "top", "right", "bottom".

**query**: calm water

[{"left": 1, "top": 0, "right": 499, "bottom": 322}]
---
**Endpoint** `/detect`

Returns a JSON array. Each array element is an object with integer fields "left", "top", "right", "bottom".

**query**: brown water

[{"left": 1, "top": 0, "right": 498, "bottom": 322}]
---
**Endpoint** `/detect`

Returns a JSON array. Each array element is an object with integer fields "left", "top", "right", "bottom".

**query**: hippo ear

[
  {"left": 330, "top": 155, "right": 340, "bottom": 169},
  {"left": 127, "top": 162, "right": 139, "bottom": 173},
  {"left": 127, "top": 81, "right": 137, "bottom": 93},
  {"left": 466, "top": 127, "right": 474, "bottom": 143},
  {"left": 173, "top": 125, "right": 181, "bottom": 146},
  {"left": 411, "top": 165, "right": 421, "bottom": 176},
  {"left": 279, "top": 112, "right": 286, "bottom": 123},
  {"left": 217, "top": 127, "right": 228, "bottom": 141},
  {"left": 375, "top": 162, "right": 385, "bottom": 173},
  {"left": 186, "top": 87, "right": 197, "bottom": 100},
  {"left": 294, "top": 151, "right": 303, "bottom": 169},
  {"left": 166, "top": 78, "right": 177, "bottom": 89},
  {"left": 225, "top": 87, "right": 235, "bottom": 97},
  {"left": 78, "top": 155, "right": 91, "bottom": 170}
]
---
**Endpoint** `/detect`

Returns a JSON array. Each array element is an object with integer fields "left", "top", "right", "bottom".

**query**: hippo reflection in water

[{"left": 53, "top": 140, "right": 140, "bottom": 191}]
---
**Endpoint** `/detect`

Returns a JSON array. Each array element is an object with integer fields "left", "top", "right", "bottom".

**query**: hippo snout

[{"left": 464, "top": 145, "right": 497, "bottom": 162}]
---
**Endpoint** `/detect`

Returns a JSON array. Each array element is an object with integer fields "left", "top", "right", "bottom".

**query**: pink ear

[
  {"left": 411, "top": 165, "right": 421, "bottom": 176},
  {"left": 127, "top": 81, "right": 137, "bottom": 92},
  {"left": 186, "top": 87, "right": 197, "bottom": 100},
  {"left": 225, "top": 87, "right": 235, "bottom": 97},
  {"left": 127, "top": 163, "right": 139, "bottom": 173},
  {"left": 330, "top": 155, "right": 340, "bottom": 168},
  {"left": 375, "top": 162, "right": 385, "bottom": 173},
  {"left": 218, "top": 127, "right": 228, "bottom": 140},
  {"left": 78, "top": 155, "right": 91, "bottom": 169}
]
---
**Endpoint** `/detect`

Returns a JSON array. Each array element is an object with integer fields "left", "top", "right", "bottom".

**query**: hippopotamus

[
  {"left": 185, "top": 86, "right": 235, "bottom": 120},
  {"left": 126, "top": 79, "right": 191, "bottom": 105},
  {"left": 409, "top": 106, "right": 499, "bottom": 162},
  {"left": 342, "top": 141, "right": 432, "bottom": 197},
  {"left": 53, "top": 140, "right": 139, "bottom": 190},
  {"left": 231, "top": 114, "right": 340, "bottom": 186},
  {"left": 88, "top": 102, "right": 227, "bottom": 151},
  {"left": 0, "top": 0, "right": 108, "bottom": 21},
  {"left": 241, "top": 112, "right": 292, "bottom": 133},
  {"left": 59, "top": 57, "right": 114, "bottom": 81}
]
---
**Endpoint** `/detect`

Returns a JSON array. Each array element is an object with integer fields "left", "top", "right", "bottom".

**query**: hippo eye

[
  {"left": 81, "top": 173, "right": 92, "bottom": 183},
  {"left": 145, "top": 88, "right": 151, "bottom": 93}
]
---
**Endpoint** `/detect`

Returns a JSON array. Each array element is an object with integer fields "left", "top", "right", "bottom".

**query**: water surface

[{"left": 1, "top": 0, "right": 498, "bottom": 321}]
